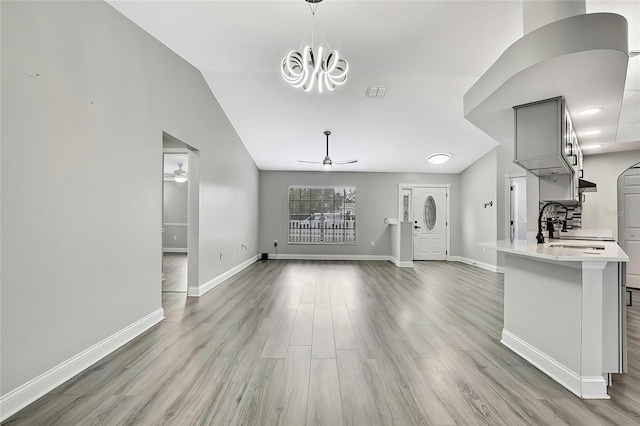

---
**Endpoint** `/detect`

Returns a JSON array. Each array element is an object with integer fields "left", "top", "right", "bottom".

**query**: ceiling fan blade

[
  {"left": 333, "top": 160, "right": 358, "bottom": 164},
  {"left": 297, "top": 160, "right": 323, "bottom": 164}
]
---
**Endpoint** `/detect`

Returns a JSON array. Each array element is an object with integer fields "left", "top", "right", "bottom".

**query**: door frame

[
  {"left": 504, "top": 173, "right": 527, "bottom": 242},
  {"left": 397, "top": 183, "right": 451, "bottom": 260}
]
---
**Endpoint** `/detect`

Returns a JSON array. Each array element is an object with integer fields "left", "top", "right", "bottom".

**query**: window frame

[{"left": 287, "top": 185, "right": 357, "bottom": 245}]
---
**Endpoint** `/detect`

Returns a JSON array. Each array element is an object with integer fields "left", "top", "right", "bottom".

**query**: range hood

[{"left": 579, "top": 178, "right": 597, "bottom": 193}]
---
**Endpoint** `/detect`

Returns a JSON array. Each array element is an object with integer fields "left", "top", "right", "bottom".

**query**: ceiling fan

[
  {"left": 298, "top": 131, "right": 358, "bottom": 169},
  {"left": 163, "top": 163, "right": 188, "bottom": 183}
]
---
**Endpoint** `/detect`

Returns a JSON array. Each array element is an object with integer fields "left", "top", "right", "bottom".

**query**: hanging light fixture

[
  {"left": 173, "top": 163, "right": 188, "bottom": 183},
  {"left": 281, "top": 0, "right": 348, "bottom": 93}
]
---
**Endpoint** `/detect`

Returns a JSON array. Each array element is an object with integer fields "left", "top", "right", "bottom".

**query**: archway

[{"left": 618, "top": 162, "right": 640, "bottom": 290}]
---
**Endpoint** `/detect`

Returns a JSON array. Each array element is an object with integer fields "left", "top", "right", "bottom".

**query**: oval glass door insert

[{"left": 424, "top": 196, "right": 437, "bottom": 231}]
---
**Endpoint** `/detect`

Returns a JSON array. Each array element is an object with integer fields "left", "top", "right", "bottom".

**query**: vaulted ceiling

[{"left": 108, "top": 0, "right": 640, "bottom": 173}]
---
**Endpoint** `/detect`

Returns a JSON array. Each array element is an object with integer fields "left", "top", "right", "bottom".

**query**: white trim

[
  {"left": 501, "top": 329, "right": 610, "bottom": 399},
  {"left": 0, "top": 308, "right": 165, "bottom": 422},
  {"left": 163, "top": 222, "right": 188, "bottom": 227},
  {"left": 188, "top": 255, "right": 259, "bottom": 297},
  {"left": 389, "top": 256, "right": 414, "bottom": 268},
  {"left": 448, "top": 256, "right": 503, "bottom": 273},
  {"left": 397, "top": 183, "right": 452, "bottom": 189},
  {"left": 580, "top": 376, "right": 612, "bottom": 399},
  {"left": 163, "top": 248, "right": 187, "bottom": 253},
  {"left": 269, "top": 254, "right": 391, "bottom": 261}
]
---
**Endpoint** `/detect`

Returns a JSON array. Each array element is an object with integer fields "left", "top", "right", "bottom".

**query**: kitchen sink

[{"left": 546, "top": 243, "right": 605, "bottom": 250}]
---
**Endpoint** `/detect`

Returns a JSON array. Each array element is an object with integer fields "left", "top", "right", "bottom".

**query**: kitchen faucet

[{"left": 537, "top": 202, "right": 568, "bottom": 244}]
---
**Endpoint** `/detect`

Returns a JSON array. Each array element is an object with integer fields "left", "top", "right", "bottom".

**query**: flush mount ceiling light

[
  {"left": 281, "top": 0, "right": 348, "bottom": 93},
  {"left": 173, "top": 163, "right": 188, "bottom": 183},
  {"left": 578, "top": 107, "right": 603, "bottom": 116},
  {"left": 582, "top": 129, "right": 603, "bottom": 136},
  {"left": 427, "top": 153, "right": 451, "bottom": 164}
]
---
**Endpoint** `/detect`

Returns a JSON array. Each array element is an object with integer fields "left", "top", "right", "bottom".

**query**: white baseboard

[
  {"left": 389, "top": 256, "right": 414, "bottom": 268},
  {"left": 501, "top": 329, "right": 609, "bottom": 399},
  {"left": 448, "top": 256, "right": 503, "bottom": 273},
  {"left": 268, "top": 254, "right": 391, "bottom": 261},
  {"left": 188, "top": 255, "right": 259, "bottom": 297},
  {"left": 0, "top": 308, "right": 165, "bottom": 422},
  {"left": 163, "top": 248, "right": 187, "bottom": 253}
]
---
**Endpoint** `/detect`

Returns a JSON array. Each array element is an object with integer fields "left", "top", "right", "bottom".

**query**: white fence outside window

[{"left": 288, "top": 186, "right": 356, "bottom": 245}]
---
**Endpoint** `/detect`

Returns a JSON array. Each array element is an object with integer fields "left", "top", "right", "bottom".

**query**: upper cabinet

[
  {"left": 514, "top": 97, "right": 577, "bottom": 176},
  {"left": 515, "top": 97, "right": 583, "bottom": 202}
]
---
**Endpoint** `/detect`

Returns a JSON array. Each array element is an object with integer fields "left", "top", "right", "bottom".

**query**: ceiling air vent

[{"left": 366, "top": 86, "right": 387, "bottom": 99}]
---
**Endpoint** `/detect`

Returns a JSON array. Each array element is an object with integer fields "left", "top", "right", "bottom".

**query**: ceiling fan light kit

[
  {"left": 298, "top": 130, "right": 357, "bottom": 169},
  {"left": 173, "top": 163, "right": 188, "bottom": 183},
  {"left": 281, "top": 0, "right": 348, "bottom": 93}
]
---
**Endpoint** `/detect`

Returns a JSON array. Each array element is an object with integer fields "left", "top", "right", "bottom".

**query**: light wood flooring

[
  {"left": 4, "top": 260, "right": 640, "bottom": 425},
  {"left": 162, "top": 253, "right": 187, "bottom": 293}
]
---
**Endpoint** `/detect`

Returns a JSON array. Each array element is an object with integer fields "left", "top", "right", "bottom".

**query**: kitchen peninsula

[{"left": 482, "top": 239, "right": 629, "bottom": 399}]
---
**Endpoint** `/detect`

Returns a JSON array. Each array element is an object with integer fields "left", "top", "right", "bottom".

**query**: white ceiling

[{"left": 108, "top": 0, "right": 640, "bottom": 173}]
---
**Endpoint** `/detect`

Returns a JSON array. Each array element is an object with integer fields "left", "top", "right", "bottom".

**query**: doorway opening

[
  {"left": 162, "top": 132, "right": 200, "bottom": 297},
  {"left": 163, "top": 152, "right": 189, "bottom": 293},
  {"left": 618, "top": 163, "right": 640, "bottom": 290},
  {"left": 507, "top": 175, "right": 527, "bottom": 242}
]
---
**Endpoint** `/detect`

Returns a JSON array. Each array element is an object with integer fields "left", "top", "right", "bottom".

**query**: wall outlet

[
  {"left": 371, "top": 241, "right": 375, "bottom": 246},
  {"left": 173, "top": 235, "right": 177, "bottom": 240},
  {"left": 482, "top": 247, "right": 486, "bottom": 253}
]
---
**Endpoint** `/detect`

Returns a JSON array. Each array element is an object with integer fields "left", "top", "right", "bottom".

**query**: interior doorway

[
  {"left": 618, "top": 163, "right": 640, "bottom": 290},
  {"left": 508, "top": 175, "right": 527, "bottom": 241},
  {"left": 162, "top": 132, "right": 200, "bottom": 296},
  {"left": 163, "top": 153, "right": 189, "bottom": 293}
]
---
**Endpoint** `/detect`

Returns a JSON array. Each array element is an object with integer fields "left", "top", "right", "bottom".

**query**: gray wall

[
  {"left": 163, "top": 180, "right": 188, "bottom": 250},
  {"left": 582, "top": 151, "right": 640, "bottom": 240},
  {"left": 459, "top": 149, "right": 498, "bottom": 265},
  {"left": 1, "top": 0, "right": 258, "bottom": 395},
  {"left": 258, "top": 171, "right": 460, "bottom": 257}
]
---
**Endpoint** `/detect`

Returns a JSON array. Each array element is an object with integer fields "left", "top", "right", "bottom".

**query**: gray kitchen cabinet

[{"left": 514, "top": 96, "right": 581, "bottom": 202}]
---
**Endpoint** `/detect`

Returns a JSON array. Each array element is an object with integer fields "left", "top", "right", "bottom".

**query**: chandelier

[{"left": 281, "top": 0, "right": 348, "bottom": 93}]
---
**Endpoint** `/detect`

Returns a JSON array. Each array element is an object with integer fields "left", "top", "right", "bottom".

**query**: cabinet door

[{"left": 515, "top": 99, "right": 561, "bottom": 161}]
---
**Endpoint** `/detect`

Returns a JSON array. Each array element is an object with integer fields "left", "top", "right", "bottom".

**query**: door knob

[{"left": 631, "top": 233, "right": 636, "bottom": 237}]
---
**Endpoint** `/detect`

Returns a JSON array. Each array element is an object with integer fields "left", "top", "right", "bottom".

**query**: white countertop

[{"left": 481, "top": 239, "right": 628, "bottom": 262}]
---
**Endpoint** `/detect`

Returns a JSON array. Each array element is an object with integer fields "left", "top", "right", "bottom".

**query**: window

[{"left": 288, "top": 186, "right": 356, "bottom": 244}]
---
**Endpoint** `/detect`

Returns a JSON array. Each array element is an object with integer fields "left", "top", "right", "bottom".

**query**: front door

[
  {"left": 413, "top": 187, "right": 447, "bottom": 260},
  {"left": 620, "top": 167, "right": 640, "bottom": 289}
]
